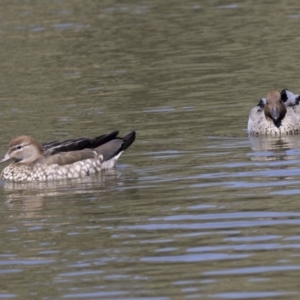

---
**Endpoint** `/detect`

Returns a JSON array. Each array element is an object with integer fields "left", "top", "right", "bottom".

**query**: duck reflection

[
  {"left": 1, "top": 169, "right": 121, "bottom": 215},
  {"left": 249, "top": 135, "right": 300, "bottom": 161}
]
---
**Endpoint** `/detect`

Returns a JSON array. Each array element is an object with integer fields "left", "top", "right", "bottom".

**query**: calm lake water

[{"left": 0, "top": 0, "right": 300, "bottom": 299}]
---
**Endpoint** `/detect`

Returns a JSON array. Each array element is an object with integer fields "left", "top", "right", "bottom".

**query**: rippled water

[{"left": 0, "top": 0, "right": 300, "bottom": 299}]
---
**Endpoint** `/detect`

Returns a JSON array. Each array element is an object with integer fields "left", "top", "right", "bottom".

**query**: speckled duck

[
  {"left": 0, "top": 130, "right": 135, "bottom": 182},
  {"left": 247, "top": 89, "right": 300, "bottom": 136}
]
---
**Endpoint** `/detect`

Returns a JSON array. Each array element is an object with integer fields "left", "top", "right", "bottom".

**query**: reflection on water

[
  {"left": 2, "top": 170, "right": 121, "bottom": 216},
  {"left": 2, "top": 169, "right": 120, "bottom": 195},
  {"left": 249, "top": 134, "right": 300, "bottom": 151},
  {"left": 249, "top": 135, "right": 300, "bottom": 162},
  {"left": 1, "top": 0, "right": 300, "bottom": 299}
]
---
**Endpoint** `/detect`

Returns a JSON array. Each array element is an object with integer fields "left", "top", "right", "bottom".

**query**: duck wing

[
  {"left": 42, "top": 131, "right": 119, "bottom": 155},
  {"left": 41, "top": 131, "right": 136, "bottom": 166},
  {"left": 280, "top": 89, "right": 300, "bottom": 107},
  {"left": 42, "top": 149, "right": 97, "bottom": 166},
  {"left": 95, "top": 130, "right": 136, "bottom": 161}
]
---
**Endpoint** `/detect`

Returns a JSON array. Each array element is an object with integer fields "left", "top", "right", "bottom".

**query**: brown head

[
  {"left": 0, "top": 135, "right": 44, "bottom": 164},
  {"left": 264, "top": 90, "right": 287, "bottom": 123}
]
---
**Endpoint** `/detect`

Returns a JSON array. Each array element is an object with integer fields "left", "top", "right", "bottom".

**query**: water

[{"left": 0, "top": 0, "right": 300, "bottom": 299}]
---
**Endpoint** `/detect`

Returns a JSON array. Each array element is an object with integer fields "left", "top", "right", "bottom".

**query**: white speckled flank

[
  {"left": 248, "top": 89, "right": 300, "bottom": 136},
  {"left": 0, "top": 130, "right": 136, "bottom": 182},
  {"left": 1, "top": 157, "right": 106, "bottom": 182}
]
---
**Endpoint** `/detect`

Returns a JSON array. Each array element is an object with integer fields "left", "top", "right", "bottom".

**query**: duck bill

[
  {"left": 0, "top": 152, "right": 11, "bottom": 163},
  {"left": 271, "top": 108, "right": 280, "bottom": 121}
]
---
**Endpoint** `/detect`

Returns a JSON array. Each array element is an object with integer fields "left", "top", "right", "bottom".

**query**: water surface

[{"left": 0, "top": 0, "right": 300, "bottom": 299}]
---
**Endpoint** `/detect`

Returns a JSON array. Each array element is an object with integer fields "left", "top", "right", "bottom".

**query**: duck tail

[{"left": 121, "top": 131, "right": 136, "bottom": 151}]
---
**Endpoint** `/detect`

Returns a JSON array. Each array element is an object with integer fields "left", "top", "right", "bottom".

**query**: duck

[
  {"left": 247, "top": 89, "right": 300, "bottom": 136},
  {"left": 0, "top": 130, "right": 136, "bottom": 182}
]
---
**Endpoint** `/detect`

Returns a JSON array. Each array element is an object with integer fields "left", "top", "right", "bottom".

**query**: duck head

[
  {"left": 264, "top": 90, "right": 287, "bottom": 125},
  {"left": 0, "top": 135, "right": 43, "bottom": 164}
]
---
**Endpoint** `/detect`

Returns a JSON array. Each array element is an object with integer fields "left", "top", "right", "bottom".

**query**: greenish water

[{"left": 0, "top": 0, "right": 300, "bottom": 299}]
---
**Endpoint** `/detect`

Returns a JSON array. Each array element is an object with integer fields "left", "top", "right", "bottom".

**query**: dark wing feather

[
  {"left": 120, "top": 131, "right": 136, "bottom": 152},
  {"left": 280, "top": 89, "right": 288, "bottom": 102},
  {"left": 41, "top": 130, "right": 135, "bottom": 165},
  {"left": 85, "top": 131, "right": 120, "bottom": 148},
  {"left": 42, "top": 140, "right": 61, "bottom": 150},
  {"left": 43, "top": 131, "right": 119, "bottom": 155},
  {"left": 96, "top": 131, "right": 136, "bottom": 161},
  {"left": 42, "top": 138, "right": 90, "bottom": 151}
]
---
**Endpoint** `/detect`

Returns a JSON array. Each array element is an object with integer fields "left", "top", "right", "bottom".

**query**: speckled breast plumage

[
  {"left": 248, "top": 106, "right": 300, "bottom": 136},
  {"left": 0, "top": 156, "right": 116, "bottom": 182}
]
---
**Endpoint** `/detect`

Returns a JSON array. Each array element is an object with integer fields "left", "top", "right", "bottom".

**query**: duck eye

[{"left": 16, "top": 145, "right": 22, "bottom": 150}]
